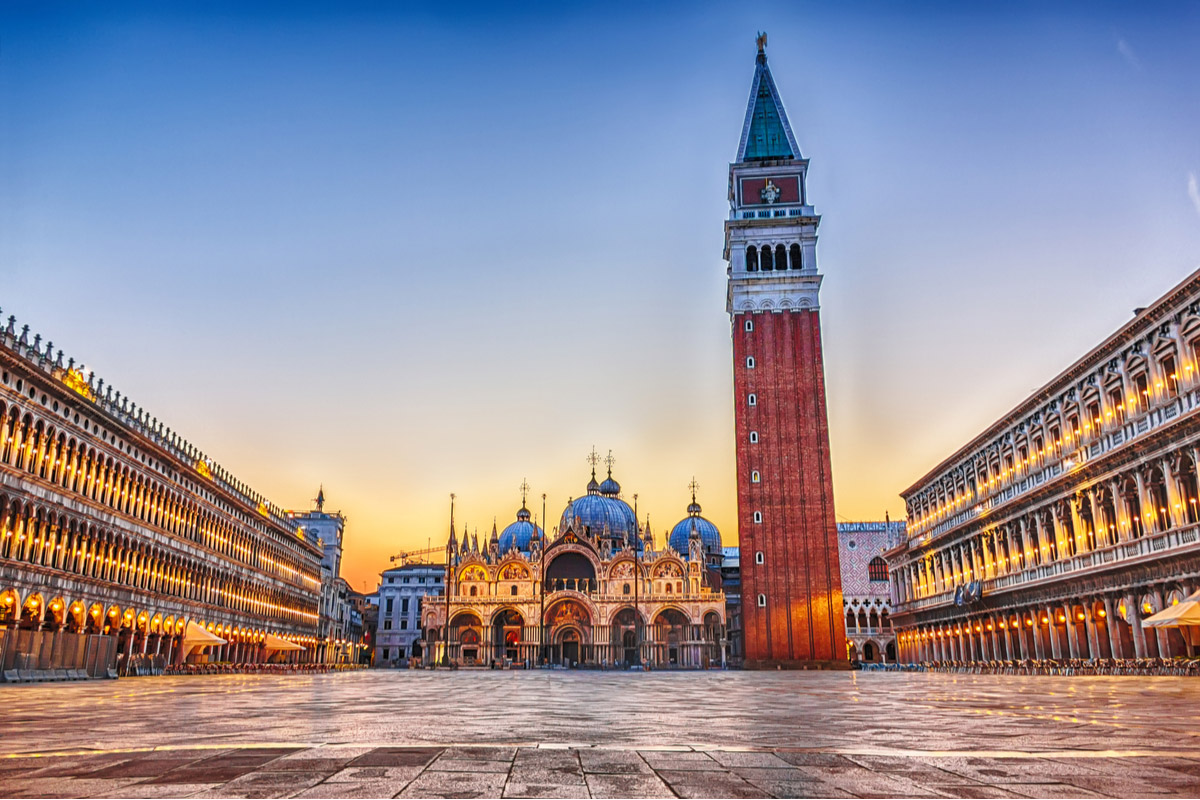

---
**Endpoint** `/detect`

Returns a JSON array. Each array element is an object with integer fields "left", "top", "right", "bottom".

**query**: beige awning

[
  {"left": 263, "top": 633, "right": 306, "bottom": 652},
  {"left": 182, "top": 621, "right": 227, "bottom": 646},
  {"left": 1143, "top": 600, "right": 1200, "bottom": 628}
]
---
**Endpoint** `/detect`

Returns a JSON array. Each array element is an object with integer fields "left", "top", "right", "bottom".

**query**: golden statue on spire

[{"left": 756, "top": 31, "right": 768, "bottom": 54}]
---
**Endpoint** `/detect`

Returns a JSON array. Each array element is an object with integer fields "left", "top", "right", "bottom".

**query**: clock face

[{"left": 761, "top": 180, "right": 781, "bottom": 204}]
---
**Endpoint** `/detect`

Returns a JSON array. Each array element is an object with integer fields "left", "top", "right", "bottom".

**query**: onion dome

[
  {"left": 668, "top": 489, "right": 723, "bottom": 562},
  {"left": 599, "top": 468, "right": 621, "bottom": 497},
  {"left": 560, "top": 473, "right": 641, "bottom": 551},
  {"left": 498, "top": 504, "right": 542, "bottom": 554}
]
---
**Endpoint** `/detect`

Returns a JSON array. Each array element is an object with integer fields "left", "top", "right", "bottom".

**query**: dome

[
  {"left": 560, "top": 494, "right": 640, "bottom": 550},
  {"left": 668, "top": 498, "right": 723, "bottom": 559},
  {"left": 498, "top": 506, "right": 542, "bottom": 554},
  {"left": 599, "top": 475, "right": 621, "bottom": 496}
]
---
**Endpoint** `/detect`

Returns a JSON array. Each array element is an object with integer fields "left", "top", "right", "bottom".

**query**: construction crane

[{"left": 388, "top": 545, "right": 444, "bottom": 566}]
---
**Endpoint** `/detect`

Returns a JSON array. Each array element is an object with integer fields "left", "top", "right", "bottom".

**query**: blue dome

[
  {"left": 599, "top": 476, "right": 621, "bottom": 496},
  {"left": 560, "top": 493, "right": 640, "bottom": 549},
  {"left": 669, "top": 513, "right": 723, "bottom": 558},
  {"left": 498, "top": 507, "right": 542, "bottom": 554}
]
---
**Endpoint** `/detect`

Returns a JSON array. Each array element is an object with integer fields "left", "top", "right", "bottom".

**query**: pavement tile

[
  {"left": 428, "top": 757, "right": 514, "bottom": 773},
  {"left": 443, "top": 747, "right": 518, "bottom": 762},
  {"left": 578, "top": 751, "right": 653, "bottom": 776},
  {"left": 1008, "top": 783, "right": 1108, "bottom": 799},
  {"left": 585, "top": 773, "right": 675, "bottom": 799},
  {"left": 325, "top": 766, "right": 424, "bottom": 783},
  {"left": 710, "top": 751, "right": 795, "bottom": 768},
  {"left": 397, "top": 770, "right": 508, "bottom": 798},
  {"left": 501, "top": 781, "right": 590, "bottom": 799},
  {"left": 509, "top": 765, "right": 585, "bottom": 784},
  {"left": 257, "top": 758, "right": 353, "bottom": 774},
  {"left": 775, "top": 752, "right": 859, "bottom": 768},
  {"left": 0, "top": 777, "right": 145, "bottom": 798},
  {"left": 665, "top": 776, "right": 766, "bottom": 799},
  {"left": 83, "top": 758, "right": 208, "bottom": 779},
  {"left": 924, "top": 785, "right": 1025, "bottom": 799},
  {"left": 292, "top": 778, "right": 417, "bottom": 798},
  {"left": 90, "top": 782, "right": 223, "bottom": 798},
  {"left": 348, "top": 748, "right": 444, "bottom": 768},
  {"left": 641, "top": 751, "right": 721, "bottom": 771},
  {"left": 513, "top": 749, "right": 581, "bottom": 768}
]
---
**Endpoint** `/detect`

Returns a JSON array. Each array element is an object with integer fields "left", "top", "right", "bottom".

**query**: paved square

[{"left": 2, "top": 671, "right": 1199, "bottom": 797}]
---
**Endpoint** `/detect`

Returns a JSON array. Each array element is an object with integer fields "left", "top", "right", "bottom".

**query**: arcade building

[{"left": 423, "top": 465, "right": 727, "bottom": 668}]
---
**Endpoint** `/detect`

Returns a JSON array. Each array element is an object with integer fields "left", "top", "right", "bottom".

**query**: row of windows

[
  {"left": 745, "top": 244, "right": 804, "bottom": 272},
  {"left": 0, "top": 398, "right": 316, "bottom": 587}
]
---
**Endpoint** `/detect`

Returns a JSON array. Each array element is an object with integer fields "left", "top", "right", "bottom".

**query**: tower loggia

[{"left": 724, "top": 36, "right": 847, "bottom": 667}]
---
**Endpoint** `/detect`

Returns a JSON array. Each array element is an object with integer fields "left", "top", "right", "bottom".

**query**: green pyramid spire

[{"left": 736, "top": 35, "right": 800, "bottom": 163}]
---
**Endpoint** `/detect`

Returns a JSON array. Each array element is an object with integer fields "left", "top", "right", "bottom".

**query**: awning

[
  {"left": 1143, "top": 600, "right": 1200, "bottom": 628},
  {"left": 182, "top": 621, "right": 227, "bottom": 647},
  {"left": 263, "top": 633, "right": 306, "bottom": 652}
]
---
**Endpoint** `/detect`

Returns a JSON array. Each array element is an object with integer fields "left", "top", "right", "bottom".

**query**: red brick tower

[{"left": 725, "top": 36, "right": 846, "bottom": 668}]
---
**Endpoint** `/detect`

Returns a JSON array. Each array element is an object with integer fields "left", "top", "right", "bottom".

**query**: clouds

[
  {"left": 1117, "top": 37, "right": 1143, "bottom": 71},
  {"left": 1190, "top": 173, "right": 1200, "bottom": 220}
]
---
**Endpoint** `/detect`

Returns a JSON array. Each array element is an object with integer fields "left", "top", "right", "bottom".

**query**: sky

[{"left": 2, "top": 1, "right": 1200, "bottom": 592}]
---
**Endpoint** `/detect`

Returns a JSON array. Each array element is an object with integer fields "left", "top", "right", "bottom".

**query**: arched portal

[
  {"left": 491, "top": 608, "right": 524, "bottom": 663},
  {"left": 654, "top": 608, "right": 689, "bottom": 667}
]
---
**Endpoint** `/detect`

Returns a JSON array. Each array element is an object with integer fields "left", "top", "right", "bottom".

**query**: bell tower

[{"left": 725, "top": 35, "right": 846, "bottom": 668}]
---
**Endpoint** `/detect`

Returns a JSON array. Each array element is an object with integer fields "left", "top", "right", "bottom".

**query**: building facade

[
  {"left": 837, "top": 521, "right": 904, "bottom": 663},
  {"left": 888, "top": 269, "right": 1200, "bottom": 665},
  {"left": 424, "top": 466, "right": 726, "bottom": 668},
  {"left": 725, "top": 37, "right": 846, "bottom": 667},
  {"left": 374, "top": 562, "right": 443, "bottom": 666},
  {"left": 289, "top": 491, "right": 360, "bottom": 663},
  {"left": 0, "top": 310, "right": 323, "bottom": 677}
]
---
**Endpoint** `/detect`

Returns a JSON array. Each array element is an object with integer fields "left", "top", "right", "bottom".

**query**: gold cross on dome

[
  {"left": 605, "top": 450, "right": 616, "bottom": 473},
  {"left": 519, "top": 478, "right": 530, "bottom": 505},
  {"left": 586, "top": 447, "right": 600, "bottom": 470},
  {"left": 688, "top": 477, "right": 700, "bottom": 501}
]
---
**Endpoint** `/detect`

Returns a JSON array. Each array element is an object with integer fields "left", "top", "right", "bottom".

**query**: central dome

[{"left": 560, "top": 470, "right": 640, "bottom": 550}]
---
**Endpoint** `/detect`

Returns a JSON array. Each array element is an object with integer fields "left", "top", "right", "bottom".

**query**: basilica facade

[{"left": 423, "top": 466, "right": 727, "bottom": 669}]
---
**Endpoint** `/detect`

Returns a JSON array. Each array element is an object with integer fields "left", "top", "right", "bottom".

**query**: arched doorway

[
  {"left": 449, "top": 611, "right": 482, "bottom": 665},
  {"left": 558, "top": 627, "right": 582, "bottom": 666},
  {"left": 653, "top": 608, "right": 688, "bottom": 667},
  {"left": 492, "top": 609, "right": 524, "bottom": 663},
  {"left": 611, "top": 607, "right": 643, "bottom": 666},
  {"left": 545, "top": 599, "right": 591, "bottom": 666},
  {"left": 862, "top": 641, "right": 878, "bottom": 662}
]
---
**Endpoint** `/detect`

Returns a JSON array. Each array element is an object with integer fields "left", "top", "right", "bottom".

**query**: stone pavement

[
  {"left": 2, "top": 671, "right": 1200, "bottom": 798},
  {"left": 4, "top": 744, "right": 1200, "bottom": 798}
]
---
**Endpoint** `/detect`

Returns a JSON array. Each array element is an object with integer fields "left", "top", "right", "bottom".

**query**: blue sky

[{"left": 3, "top": 1, "right": 1199, "bottom": 588}]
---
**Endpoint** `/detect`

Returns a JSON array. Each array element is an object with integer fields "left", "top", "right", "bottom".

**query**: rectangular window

[
  {"left": 1162, "top": 355, "right": 1179, "bottom": 398},
  {"left": 1086, "top": 401, "right": 1101, "bottom": 431},
  {"left": 401, "top": 597, "right": 410, "bottom": 615},
  {"left": 400, "top": 620, "right": 408, "bottom": 630},
  {"left": 1134, "top": 372, "right": 1149, "bottom": 406},
  {"left": 1108, "top": 388, "right": 1124, "bottom": 422},
  {"left": 383, "top": 619, "right": 392, "bottom": 630},
  {"left": 385, "top": 598, "right": 394, "bottom": 615},
  {"left": 381, "top": 648, "right": 390, "bottom": 660}
]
